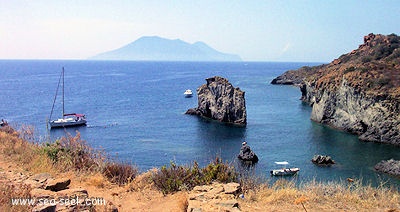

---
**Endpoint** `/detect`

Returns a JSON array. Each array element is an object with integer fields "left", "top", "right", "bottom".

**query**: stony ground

[{"left": 0, "top": 153, "right": 254, "bottom": 212}]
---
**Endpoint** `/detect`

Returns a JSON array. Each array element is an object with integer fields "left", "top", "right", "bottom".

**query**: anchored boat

[
  {"left": 184, "top": 89, "right": 193, "bottom": 98},
  {"left": 270, "top": 161, "right": 300, "bottom": 176},
  {"left": 48, "top": 67, "right": 87, "bottom": 128}
]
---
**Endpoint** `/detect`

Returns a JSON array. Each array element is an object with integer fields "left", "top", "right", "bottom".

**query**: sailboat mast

[
  {"left": 62, "top": 67, "right": 65, "bottom": 117},
  {"left": 49, "top": 67, "right": 63, "bottom": 121}
]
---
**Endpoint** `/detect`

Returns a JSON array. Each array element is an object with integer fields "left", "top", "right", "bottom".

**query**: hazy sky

[{"left": 1, "top": 1, "right": 399, "bottom": 62}]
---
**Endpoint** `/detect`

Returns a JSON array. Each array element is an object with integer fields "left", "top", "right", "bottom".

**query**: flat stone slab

[{"left": 45, "top": 178, "right": 71, "bottom": 191}]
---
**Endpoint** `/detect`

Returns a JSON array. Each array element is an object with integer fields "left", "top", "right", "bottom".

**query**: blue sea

[{"left": 1, "top": 60, "right": 399, "bottom": 187}]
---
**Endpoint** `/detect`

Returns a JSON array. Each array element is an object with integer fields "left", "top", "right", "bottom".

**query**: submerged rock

[
  {"left": 311, "top": 155, "right": 335, "bottom": 166},
  {"left": 374, "top": 159, "right": 400, "bottom": 177},
  {"left": 186, "top": 76, "right": 247, "bottom": 125}
]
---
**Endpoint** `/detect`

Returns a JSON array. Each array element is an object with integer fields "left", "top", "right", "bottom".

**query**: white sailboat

[{"left": 49, "top": 67, "right": 87, "bottom": 128}]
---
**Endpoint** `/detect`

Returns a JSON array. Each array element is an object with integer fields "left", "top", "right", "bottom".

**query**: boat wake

[{"left": 87, "top": 122, "right": 118, "bottom": 128}]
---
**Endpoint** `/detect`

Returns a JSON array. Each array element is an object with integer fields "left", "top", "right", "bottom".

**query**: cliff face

[
  {"left": 272, "top": 33, "right": 400, "bottom": 145},
  {"left": 186, "top": 76, "right": 247, "bottom": 125}
]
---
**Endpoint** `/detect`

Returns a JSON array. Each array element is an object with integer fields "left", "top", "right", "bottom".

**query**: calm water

[{"left": 1, "top": 60, "right": 399, "bottom": 187}]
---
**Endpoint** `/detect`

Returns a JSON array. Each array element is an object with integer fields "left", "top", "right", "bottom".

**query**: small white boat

[
  {"left": 184, "top": 89, "right": 193, "bottom": 98},
  {"left": 270, "top": 161, "right": 300, "bottom": 176}
]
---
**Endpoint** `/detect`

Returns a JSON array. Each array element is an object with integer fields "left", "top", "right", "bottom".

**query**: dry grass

[
  {"left": 174, "top": 192, "right": 189, "bottom": 212},
  {"left": 0, "top": 125, "right": 137, "bottom": 186},
  {"left": 0, "top": 126, "right": 53, "bottom": 173},
  {"left": 126, "top": 168, "right": 157, "bottom": 192},
  {"left": 240, "top": 178, "right": 400, "bottom": 211},
  {"left": 86, "top": 173, "right": 110, "bottom": 188},
  {"left": 0, "top": 182, "right": 32, "bottom": 212}
]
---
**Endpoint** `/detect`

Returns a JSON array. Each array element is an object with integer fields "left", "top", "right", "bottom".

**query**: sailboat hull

[{"left": 50, "top": 118, "right": 87, "bottom": 128}]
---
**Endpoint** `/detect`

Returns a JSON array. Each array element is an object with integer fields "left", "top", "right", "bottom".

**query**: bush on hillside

[
  {"left": 41, "top": 132, "right": 104, "bottom": 172},
  {"left": 102, "top": 161, "right": 139, "bottom": 185},
  {"left": 152, "top": 157, "right": 237, "bottom": 195}
]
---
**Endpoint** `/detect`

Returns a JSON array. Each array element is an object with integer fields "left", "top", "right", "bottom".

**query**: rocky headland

[
  {"left": 186, "top": 76, "right": 247, "bottom": 125},
  {"left": 272, "top": 33, "right": 400, "bottom": 146}
]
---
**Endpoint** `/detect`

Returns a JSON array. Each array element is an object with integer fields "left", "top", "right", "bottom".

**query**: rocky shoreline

[
  {"left": 271, "top": 33, "right": 400, "bottom": 146},
  {"left": 374, "top": 159, "right": 400, "bottom": 177}
]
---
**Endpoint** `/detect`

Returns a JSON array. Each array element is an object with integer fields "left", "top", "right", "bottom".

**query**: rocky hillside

[
  {"left": 272, "top": 33, "right": 400, "bottom": 145},
  {"left": 186, "top": 76, "right": 247, "bottom": 125}
]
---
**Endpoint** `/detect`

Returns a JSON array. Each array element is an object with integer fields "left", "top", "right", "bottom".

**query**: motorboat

[
  {"left": 270, "top": 161, "right": 300, "bottom": 176},
  {"left": 184, "top": 89, "right": 193, "bottom": 98}
]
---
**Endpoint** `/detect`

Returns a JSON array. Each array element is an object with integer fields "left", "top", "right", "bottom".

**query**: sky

[{"left": 1, "top": 0, "right": 399, "bottom": 62}]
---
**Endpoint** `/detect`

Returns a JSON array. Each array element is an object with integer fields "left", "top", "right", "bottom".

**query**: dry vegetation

[
  {"left": 279, "top": 33, "right": 400, "bottom": 98},
  {"left": 0, "top": 125, "right": 399, "bottom": 211},
  {"left": 239, "top": 178, "right": 400, "bottom": 211}
]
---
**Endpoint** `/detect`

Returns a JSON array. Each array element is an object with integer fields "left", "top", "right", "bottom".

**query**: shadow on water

[{"left": 191, "top": 116, "right": 247, "bottom": 165}]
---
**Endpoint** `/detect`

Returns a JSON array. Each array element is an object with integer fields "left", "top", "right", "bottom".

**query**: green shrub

[
  {"left": 387, "top": 48, "right": 400, "bottom": 61},
  {"left": 371, "top": 77, "right": 391, "bottom": 88},
  {"left": 339, "top": 54, "right": 352, "bottom": 63},
  {"left": 343, "top": 66, "right": 356, "bottom": 74},
  {"left": 202, "top": 157, "right": 237, "bottom": 184},
  {"left": 40, "top": 132, "right": 103, "bottom": 172},
  {"left": 42, "top": 140, "right": 63, "bottom": 162},
  {"left": 361, "top": 56, "right": 372, "bottom": 63},
  {"left": 152, "top": 157, "right": 237, "bottom": 195}
]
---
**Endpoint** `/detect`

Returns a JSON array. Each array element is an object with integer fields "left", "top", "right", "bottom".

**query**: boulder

[
  {"left": 374, "top": 159, "right": 400, "bottom": 177},
  {"left": 223, "top": 182, "right": 241, "bottom": 195},
  {"left": 45, "top": 178, "right": 71, "bottom": 191},
  {"left": 30, "top": 188, "right": 56, "bottom": 199},
  {"left": 311, "top": 155, "right": 335, "bottom": 166},
  {"left": 186, "top": 76, "right": 246, "bottom": 125},
  {"left": 187, "top": 182, "right": 241, "bottom": 212},
  {"left": 237, "top": 143, "right": 258, "bottom": 163},
  {"left": 31, "top": 173, "right": 53, "bottom": 184}
]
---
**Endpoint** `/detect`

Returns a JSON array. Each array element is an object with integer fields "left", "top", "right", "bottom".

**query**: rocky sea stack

[
  {"left": 186, "top": 76, "right": 246, "bottom": 125},
  {"left": 272, "top": 33, "right": 400, "bottom": 145}
]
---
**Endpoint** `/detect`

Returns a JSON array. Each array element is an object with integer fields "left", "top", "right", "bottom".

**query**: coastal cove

[{"left": 0, "top": 60, "right": 399, "bottom": 187}]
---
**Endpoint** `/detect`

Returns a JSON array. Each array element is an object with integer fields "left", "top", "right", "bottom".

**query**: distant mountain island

[{"left": 89, "top": 36, "right": 242, "bottom": 61}]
